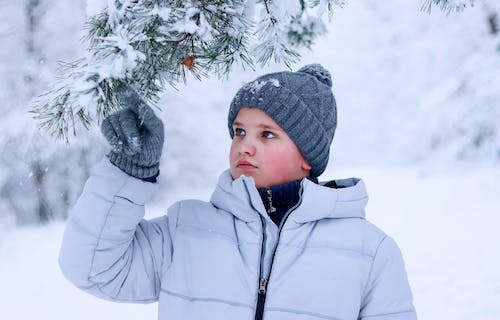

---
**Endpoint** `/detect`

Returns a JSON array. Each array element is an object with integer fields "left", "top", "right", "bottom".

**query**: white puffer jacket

[{"left": 59, "top": 159, "right": 416, "bottom": 320}]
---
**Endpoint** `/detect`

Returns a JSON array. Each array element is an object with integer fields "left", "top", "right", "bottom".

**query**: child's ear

[{"left": 301, "top": 160, "right": 312, "bottom": 171}]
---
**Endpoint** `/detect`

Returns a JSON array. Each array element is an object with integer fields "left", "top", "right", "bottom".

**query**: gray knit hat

[{"left": 228, "top": 63, "right": 337, "bottom": 177}]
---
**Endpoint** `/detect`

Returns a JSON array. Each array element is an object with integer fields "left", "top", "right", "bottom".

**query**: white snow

[
  {"left": 86, "top": 0, "right": 106, "bottom": 17},
  {"left": 244, "top": 78, "right": 281, "bottom": 93},
  {"left": 150, "top": 6, "right": 172, "bottom": 21},
  {"left": 269, "top": 0, "right": 302, "bottom": 21},
  {"left": 1, "top": 0, "right": 500, "bottom": 319}
]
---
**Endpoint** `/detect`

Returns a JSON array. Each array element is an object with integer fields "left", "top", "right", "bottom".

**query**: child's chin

[
  {"left": 230, "top": 170, "right": 267, "bottom": 188},
  {"left": 234, "top": 167, "right": 257, "bottom": 176},
  {"left": 231, "top": 168, "right": 256, "bottom": 180}
]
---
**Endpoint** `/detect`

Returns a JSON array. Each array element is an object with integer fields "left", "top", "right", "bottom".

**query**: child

[{"left": 59, "top": 64, "right": 416, "bottom": 320}]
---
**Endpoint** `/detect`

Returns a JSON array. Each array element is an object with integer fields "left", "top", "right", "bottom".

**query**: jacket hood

[{"left": 210, "top": 170, "right": 368, "bottom": 223}]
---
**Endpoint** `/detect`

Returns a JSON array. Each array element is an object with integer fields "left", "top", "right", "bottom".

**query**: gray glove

[{"left": 101, "top": 86, "right": 164, "bottom": 179}]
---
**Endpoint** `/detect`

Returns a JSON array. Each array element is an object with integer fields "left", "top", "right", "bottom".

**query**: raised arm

[{"left": 58, "top": 86, "right": 175, "bottom": 302}]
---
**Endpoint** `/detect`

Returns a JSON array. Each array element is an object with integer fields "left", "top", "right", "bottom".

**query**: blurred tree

[
  {"left": 0, "top": 0, "right": 105, "bottom": 226},
  {"left": 424, "top": 0, "right": 499, "bottom": 46},
  {"left": 487, "top": 13, "right": 498, "bottom": 34},
  {"left": 25, "top": 0, "right": 52, "bottom": 224},
  {"left": 418, "top": 0, "right": 500, "bottom": 163}
]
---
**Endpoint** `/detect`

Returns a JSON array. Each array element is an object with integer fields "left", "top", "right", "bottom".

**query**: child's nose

[{"left": 239, "top": 139, "right": 256, "bottom": 156}]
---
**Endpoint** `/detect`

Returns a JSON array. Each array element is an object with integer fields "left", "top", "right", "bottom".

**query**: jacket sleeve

[
  {"left": 359, "top": 236, "right": 417, "bottom": 320},
  {"left": 58, "top": 158, "right": 178, "bottom": 303}
]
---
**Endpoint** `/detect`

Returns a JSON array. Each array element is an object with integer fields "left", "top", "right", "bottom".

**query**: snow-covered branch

[
  {"left": 31, "top": 0, "right": 343, "bottom": 141},
  {"left": 422, "top": 0, "right": 477, "bottom": 13}
]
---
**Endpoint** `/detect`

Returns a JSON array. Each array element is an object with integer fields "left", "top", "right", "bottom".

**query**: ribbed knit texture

[
  {"left": 101, "top": 86, "right": 164, "bottom": 180},
  {"left": 228, "top": 64, "right": 337, "bottom": 177},
  {"left": 257, "top": 176, "right": 318, "bottom": 226},
  {"left": 258, "top": 179, "right": 302, "bottom": 226}
]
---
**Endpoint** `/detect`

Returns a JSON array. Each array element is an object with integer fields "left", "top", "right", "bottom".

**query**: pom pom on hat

[{"left": 297, "top": 63, "right": 332, "bottom": 88}]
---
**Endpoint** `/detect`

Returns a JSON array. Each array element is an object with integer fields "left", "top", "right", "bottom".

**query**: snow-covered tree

[
  {"left": 415, "top": 0, "right": 500, "bottom": 163},
  {"left": 0, "top": 0, "right": 105, "bottom": 226},
  {"left": 30, "top": 0, "right": 346, "bottom": 141}
]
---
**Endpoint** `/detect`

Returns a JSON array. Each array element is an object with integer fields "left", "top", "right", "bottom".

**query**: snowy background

[{"left": 1, "top": 0, "right": 500, "bottom": 319}]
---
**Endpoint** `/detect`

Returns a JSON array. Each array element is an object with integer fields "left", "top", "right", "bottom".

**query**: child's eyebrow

[{"left": 233, "top": 121, "right": 279, "bottom": 130}]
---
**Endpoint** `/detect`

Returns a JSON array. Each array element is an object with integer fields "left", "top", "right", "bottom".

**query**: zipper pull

[
  {"left": 258, "top": 278, "right": 268, "bottom": 294},
  {"left": 266, "top": 189, "right": 276, "bottom": 214}
]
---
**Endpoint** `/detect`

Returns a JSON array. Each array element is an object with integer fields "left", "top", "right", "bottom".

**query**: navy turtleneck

[{"left": 257, "top": 176, "right": 318, "bottom": 226}]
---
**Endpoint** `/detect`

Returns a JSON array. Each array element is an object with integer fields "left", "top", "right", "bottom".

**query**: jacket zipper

[
  {"left": 255, "top": 215, "right": 267, "bottom": 320},
  {"left": 254, "top": 185, "right": 303, "bottom": 320},
  {"left": 266, "top": 189, "right": 276, "bottom": 213}
]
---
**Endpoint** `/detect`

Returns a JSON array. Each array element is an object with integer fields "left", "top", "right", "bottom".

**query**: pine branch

[
  {"left": 421, "top": 0, "right": 476, "bottom": 14},
  {"left": 31, "top": 0, "right": 343, "bottom": 141}
]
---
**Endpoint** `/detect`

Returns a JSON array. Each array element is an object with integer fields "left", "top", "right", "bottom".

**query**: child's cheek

[{"left": 265, "top": 150, "right": 293, "bottom": 182}]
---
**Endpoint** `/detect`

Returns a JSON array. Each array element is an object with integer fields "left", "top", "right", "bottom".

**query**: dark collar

[{"left": 257, "top": 176, "right": 318, "bottom": 226}]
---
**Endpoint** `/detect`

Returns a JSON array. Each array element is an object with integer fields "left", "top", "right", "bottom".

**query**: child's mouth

[
  {"left": 237, "top": 160, "right": 257, "bottom": 169},
  {"left": 238, "top": 164, "right": 256, "bottom": 169}
]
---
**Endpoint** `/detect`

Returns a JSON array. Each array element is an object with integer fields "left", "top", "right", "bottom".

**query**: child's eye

[
  {"left": 263, "top": 131, "right": 276, "bottom": 139},
  {"left": 234, "top": 128, "right": 246, "bottom": 136}
]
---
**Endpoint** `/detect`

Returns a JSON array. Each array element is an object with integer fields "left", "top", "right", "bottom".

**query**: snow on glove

[{"left": 101, "top": 85, "right": 164, "bottom": 179}]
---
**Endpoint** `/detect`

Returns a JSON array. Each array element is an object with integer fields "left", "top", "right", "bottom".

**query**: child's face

[{"left": 230, "top": 107, "right": 311, "bottom": 188}]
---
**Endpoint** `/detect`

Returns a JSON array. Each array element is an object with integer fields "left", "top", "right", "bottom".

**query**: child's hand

[{"left": 100, "top": 85, "right": 164, "bottom": 179}]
